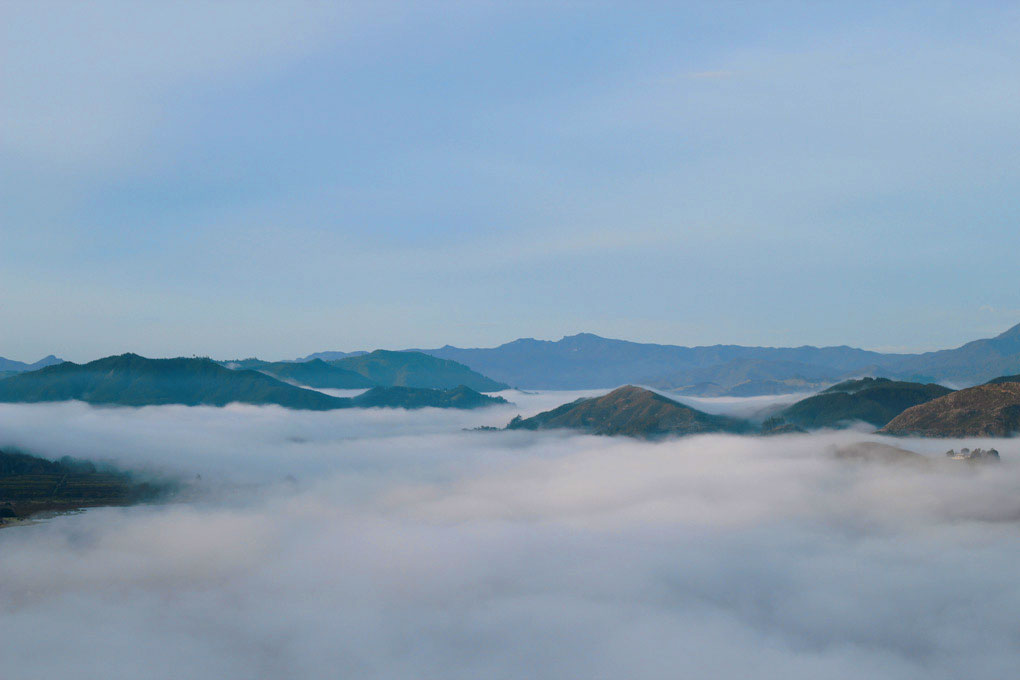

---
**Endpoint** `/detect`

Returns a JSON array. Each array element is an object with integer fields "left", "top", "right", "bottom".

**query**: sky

[
  {"left": 2, "top": 1, "right": 1020, "bottom": 362},
  {"left": 2, "top": 398, "right": 1020, "bottom": 679}
]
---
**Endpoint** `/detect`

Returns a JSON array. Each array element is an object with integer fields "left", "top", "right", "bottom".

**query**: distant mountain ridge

[
  {"left": 403, "top": 324, "right": 1020, "bottom": 393},
  {"left": 0, "top": 355, "right": 63, "bottom": 373}
]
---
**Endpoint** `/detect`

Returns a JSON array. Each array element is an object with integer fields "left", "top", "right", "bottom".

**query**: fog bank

[{"left": 1, "top": 397, "right": 1018, "bottom": 679}]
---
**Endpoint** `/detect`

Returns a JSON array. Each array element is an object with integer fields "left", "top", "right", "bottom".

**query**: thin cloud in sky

[{"left": 2, "top": 2, "right": 1020, "bottom": 358}]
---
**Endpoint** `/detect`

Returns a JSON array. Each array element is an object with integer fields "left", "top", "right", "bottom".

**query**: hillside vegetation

[
  {"left": 881, "top": 383, "right": 1020, "bottom": 437},
  {"left": 778, "top": 379, "right": 953, "bottom": 429},
  {"left": 333, "top": 350, "right": 509, "bottom": 391}
]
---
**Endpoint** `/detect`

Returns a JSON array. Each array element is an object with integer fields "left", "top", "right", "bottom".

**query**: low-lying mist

[{"left": 1, "top": 395, "right": 1018, "bottom": 680}]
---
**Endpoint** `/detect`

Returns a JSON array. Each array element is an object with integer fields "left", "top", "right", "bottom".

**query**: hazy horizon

[{"left": 4, "top": 318, "right": 1020, "bottom": 366}]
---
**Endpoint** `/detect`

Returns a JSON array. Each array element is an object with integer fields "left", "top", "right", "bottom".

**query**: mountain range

[
  {"left": 396, "top": 323, "right": 1020, "bottom": 394},
  {"left": 0, "top": 354, "right": 506, "bottom": 411},
  {"left": 8, "top": 322, "right": 1019, "bottom": 397},
  {"left": 5, "top": 322, "right": 1020, "bottom": 401}
]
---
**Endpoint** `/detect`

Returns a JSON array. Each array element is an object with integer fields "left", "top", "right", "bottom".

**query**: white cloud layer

[{"left": 1, "top": 396, "right": 1018, "bottom": 679}]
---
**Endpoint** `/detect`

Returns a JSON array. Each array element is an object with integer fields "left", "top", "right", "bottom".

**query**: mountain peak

[{"left": 507, "top": 384, "right": 749, "bottom": 438}]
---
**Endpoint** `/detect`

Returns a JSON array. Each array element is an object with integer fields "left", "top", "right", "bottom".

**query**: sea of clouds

[{"left": 1, "top": 392, "right": 1018, "bottom": 680}]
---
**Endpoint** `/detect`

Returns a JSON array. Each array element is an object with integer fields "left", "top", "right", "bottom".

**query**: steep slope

[
  {"left": 881, "top": 383, "right": 1020, "bottom": 437},
  {"left": 779, "top": 379, "right": 953, "bottom": 429},
  {"left": 351, "top": 385, "right": 507, "bottom": 409},
  {"left": 506, "top": 385, "right": 750, "bottom": 438},
  {"left": 335, "top": 350, "right": 508, "bottom": 391},
  {"left": 0, "top": 354, "right": 347, "bottom": 410},
  {"left": 223, "top": 358, "right": 375, "bottom": 389}
]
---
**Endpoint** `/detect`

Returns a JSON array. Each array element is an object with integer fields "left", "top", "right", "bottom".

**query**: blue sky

[{"left": 2, "top": 1, "right": 1019, "bottom": 361}]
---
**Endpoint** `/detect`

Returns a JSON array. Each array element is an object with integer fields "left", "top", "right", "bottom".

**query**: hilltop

[
  {"left": 333, "top": 350, "right": 509, "bottom": 391},
  {"left": 778, "top": 378, "right": 953, "bottom": 430},
  {"left": 881, "top": 382, "right": 1020, "bottom": 437},
  {"left": 506, "top": 385, "right": 750, "bottom": 438}
]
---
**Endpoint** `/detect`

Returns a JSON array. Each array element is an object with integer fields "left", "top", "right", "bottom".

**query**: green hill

[
  {"left": 779, "top": 379, "right": 953, "bottom": 430},
  {"left": 0, "top": 354, "right": 347, "bottom": 410},
  {"left": 506, "top": 385, "right": 750, "bottom": 438},
  {"left": 334, "top": 350, "right": 509, "bottom": 391}
]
